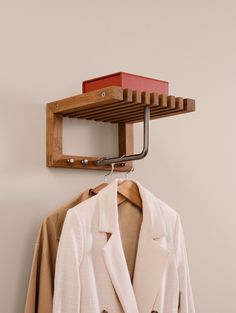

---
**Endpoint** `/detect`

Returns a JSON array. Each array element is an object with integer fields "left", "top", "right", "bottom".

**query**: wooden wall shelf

[{"left": 46, "top": 86, "right": 195, "bottom": 171}]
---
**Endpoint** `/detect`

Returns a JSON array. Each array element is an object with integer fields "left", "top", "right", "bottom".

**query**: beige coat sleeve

[{"left": 24, "top": 223, "right": 55, "bottom": 313}]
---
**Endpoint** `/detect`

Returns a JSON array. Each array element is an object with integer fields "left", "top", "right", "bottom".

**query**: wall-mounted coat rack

[{"left": 46, "top": 85, "right": 195, "bottom": 172}]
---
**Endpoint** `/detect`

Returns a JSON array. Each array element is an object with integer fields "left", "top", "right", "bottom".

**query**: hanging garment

[
  {"left": 53, "top": 178, "right": 195, "bottom": 313},
  {"left": 24, "top": 188, "right": 95, "bottom": 313}
]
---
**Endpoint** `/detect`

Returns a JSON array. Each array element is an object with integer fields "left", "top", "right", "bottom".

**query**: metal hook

[
  {"left": 120, "top": 154, "right": 127, "bottom": 167},
  {"left": 104, "top": 163, "right": 115, "bottom": 183},
  {"left": 120, "top": 154, "right": 134, "bottom": 179},
  {"left": 125, "top": 166, "right": 134, "bottom": 180}
]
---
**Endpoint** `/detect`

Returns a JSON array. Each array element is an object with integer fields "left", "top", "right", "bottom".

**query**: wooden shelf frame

[{"left": 46, "top": 86, "right": 195, "bottom": 171}]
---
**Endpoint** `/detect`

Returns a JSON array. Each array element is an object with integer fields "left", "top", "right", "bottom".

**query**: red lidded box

[{"left": 82, "top": 72, "right": 168, "bottom": 95}]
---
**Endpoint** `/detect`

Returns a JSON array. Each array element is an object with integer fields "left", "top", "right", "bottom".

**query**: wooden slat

[
  {"left": 80, "top": 91, "right": 156, "bottom": 122},
  {"left": 102, "top": 95, "right": 175, "bottom": 122},
  {"left": 93, "top": 90, "right": 143, "bottom": 121},
  {"left": 70, "top": 89, "right": 145, "bottom": 120},
  {"left": 149, "top": 96, "right": 184, "bottom": 115},
  {"left": 65, "top": 89, "right": 130, "bottom": 118},
  {"left": 175, "top": 97, "right": 184, "bottom": 109},
  {"left": 48, "top": 86, "right": 124, "bottom": 115},
  {"left": 65, "top": 89, "right": 135, "bottom": 118},
  {"left": 113, "top": 99, "right": 195, "bottom": 123},
  {"left": 142, "top": 91, "right": 151, "bottom": 105},
  {"left": 108, "top": 99, "right": 192, "bottom": 123},
  {"left": 71, "top": 89, "right": 134, "bottom": 119},
  {"left": 73, "top": 90, "right": 151, "bottom": 121},
  {"left": 99, "top": 95, "right": 178, "bottom": 123},
  {"left": 62, "top": 92, "right": 192, "bottom": 124},
  {"left": 64, "top": 99, "right": 124, "bottom": 117}
]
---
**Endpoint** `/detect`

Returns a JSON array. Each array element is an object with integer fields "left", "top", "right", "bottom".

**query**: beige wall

[{"left": 1, "top": 1, "right": 236, "bottom": 312}]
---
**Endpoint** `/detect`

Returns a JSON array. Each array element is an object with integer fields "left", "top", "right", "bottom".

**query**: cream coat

[{"left": 53, "top": 178, "right": 195, "bottom": 313}]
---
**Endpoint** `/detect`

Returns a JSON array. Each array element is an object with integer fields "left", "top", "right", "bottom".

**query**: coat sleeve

[
  {"left": 24, "top": 223, "right": 54, "bottom": 313},
  {"left": 53, "top": 210, "right": 83, "bottom": 313},
  {"left": 174, "top": 215, "right": 196, "bottom": 313}
]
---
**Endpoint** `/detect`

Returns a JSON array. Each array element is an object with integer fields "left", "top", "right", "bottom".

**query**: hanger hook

[
  {"left": 104, "top": 163, "right": 115, "bottom": 183},
  {"left": 120, "top": 154, "right": 134, "bottom": 179},
  {"left": 125, "top": 166, "right": 134, "bottom": 180}
]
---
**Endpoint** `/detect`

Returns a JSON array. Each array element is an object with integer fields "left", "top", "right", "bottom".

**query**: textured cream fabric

[{"left": 53, "top": 178, "right": 195, "bottom": 313}]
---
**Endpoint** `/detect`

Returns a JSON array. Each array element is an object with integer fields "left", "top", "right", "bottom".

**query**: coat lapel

[
  {"left": 102, "top": 229, "right": 139, "bottom": 313},
  {"left": 132, "top": 181, "right": 170, "bottom": 313},
  {"left": 132, "top": 232, "right": 169, "bottom": 313},
  {"left": 98, "top": 178, "right": 169, "bottom": 313}
]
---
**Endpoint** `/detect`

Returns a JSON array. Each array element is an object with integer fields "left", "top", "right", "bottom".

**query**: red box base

[{"left": 82, "top": 72, "right": 168, "bottom": 95}]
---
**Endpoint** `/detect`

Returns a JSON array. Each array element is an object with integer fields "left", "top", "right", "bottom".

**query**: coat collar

[{"left": 98, "top": 177, "right": 167, "bottom": 239}]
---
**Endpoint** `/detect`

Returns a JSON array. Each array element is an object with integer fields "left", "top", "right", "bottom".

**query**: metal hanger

[
  {"left": 89, "top": 163, "right": 114, "bottom": 195},
  {"left": 104, "top": 163, "right": 115, "bottom": 183},
  {"left": 91, "top": 155, "right": 141, "bottom": 209},
  {"left": 125, "top": 166, "right": 134, "bottom": 180}
]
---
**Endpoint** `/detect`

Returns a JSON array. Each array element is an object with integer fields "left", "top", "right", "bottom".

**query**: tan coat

[
  {"left": 24, "top": 188, "right": 95, "bottom": 313},
  {"left": 53, "top": 178, "right": 195, "bottom": 313}
]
